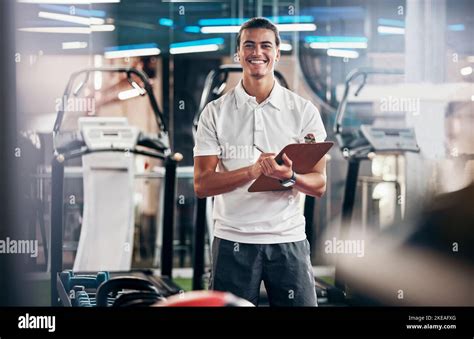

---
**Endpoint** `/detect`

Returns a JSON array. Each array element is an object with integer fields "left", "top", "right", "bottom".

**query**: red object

[{"left": 154, "top": 291, "right": 254, "bottom": 307}]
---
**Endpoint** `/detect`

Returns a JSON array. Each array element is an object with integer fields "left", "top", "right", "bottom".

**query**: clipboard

[{"left": 248, "top": 141, "right": 334, "bottom": 192}]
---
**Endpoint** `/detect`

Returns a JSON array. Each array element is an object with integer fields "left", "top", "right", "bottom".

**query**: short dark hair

[{"left": 236, "top": 17, "right": 280, "bottom": 49}]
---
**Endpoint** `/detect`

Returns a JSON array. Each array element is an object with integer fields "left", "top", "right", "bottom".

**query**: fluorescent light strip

[
  {"left": 94, "top": 55, "right": 102, "bottom": 90},
  {"left": 118, "top": 88, "right": 141, "bottom": 101},
  {"left": 310, "top": 41, "right": 367, "bottom": 49},
  {"left": 19, "top": 25, "right": 114, "bottom": 33},
  {"left": 105, "top": 47, "right": 161, "bottom": 59},
  {"left": 170, "top": 38, "right": 224, "bottom": 48},
  {"left": 201, "top": 23, "right": 316, "bottom": 34},
  {"left": 448, "top": 24, "right": 464, "bottom": 31},
  {"left": 277, "top": 23, "right": 316, "bottom": 32},
  {"left": 279, "top": 43, "right": 292, "bottom": 51},
  {"left": 377, "top": 18, "right": 405, "bottom": 27},
  {"left": 62, "top": 41, "right": 88, "bottom": 49},
  {"left": 19, "top": 0, "right": 120, "bottom": 4},
  {"left": 39, "top": 4, "right": 106, "bottom": 17},
  {"left": 327, "top": 49, "right": 359, "bottom": 58},
  {"left": 170, "top": 44, "right": 219, "bottom": 55},
  {"left": 198, "top": 16, "right": 314, "bottom": 26},
  {"left": 305, "top": 36, "right": 367, "bottom": 43},
  {"left": 38, "top": 11, "right": 105, "bottom": 25},
  {"left": 159, "top": 18, "right": 174, "bottom": 27},
  {"left": 460, "top": 66, "right": 472, "bottom": 76},
  {"left": 377, "top": 26, "right": 405, "bottom": 35},
  {"left": 184, "top": 26, "right": 200, "bottom": 33},
  {"left": 201, "top": 26, "right": 240, "bottom": 33}
]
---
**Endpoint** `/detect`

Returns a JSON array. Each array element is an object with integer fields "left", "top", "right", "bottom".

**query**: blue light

[
  {"left": 305, "top": 36, "right": 368, "bottom": 43},
  {"left": 198, "top": 15, "right": 315, "bottom": 26},
  {"left": 159, "top": 18, "right": 174, "bottom": 27},
  {"left": 105, "top": 43, "right": 159, "bottom": 52},
  {"left": 377, "top": 18, "right": 405, "bottom": 27},
  {"left": 448, "top": 24, "right": 465, "bottom": 31},
  {"left": 170, "top": 38, "right": 224, "bottom": 49},
  {"left": 267, "top": 15, "right": 314, "bottom": 24},
  {"left": 184, "top": 26, "right": 201, "bottom": 33},
  {"left": 198, "top": 18, "right": 247, "bottom": 26},
  {"left": 39, "top": 4, "right": 106, "bottom": 18}
]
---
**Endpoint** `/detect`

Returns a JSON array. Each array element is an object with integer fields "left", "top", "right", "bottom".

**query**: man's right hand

[{"left": 248, "top": 153, "right": 276, "bottom": 180}]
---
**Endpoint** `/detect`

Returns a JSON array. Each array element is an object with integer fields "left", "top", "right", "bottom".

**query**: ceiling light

[{"left": 327, "top": 49, "right": 359, "bottom": 59}]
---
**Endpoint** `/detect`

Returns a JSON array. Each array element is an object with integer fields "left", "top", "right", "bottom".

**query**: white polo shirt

[{"left": 193, "top": 79, "right": 327, "bottom": 244}]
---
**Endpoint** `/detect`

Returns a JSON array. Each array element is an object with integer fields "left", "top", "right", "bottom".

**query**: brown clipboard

[{"left": 248, "top": 141, "right": 334, "bottom": 192}]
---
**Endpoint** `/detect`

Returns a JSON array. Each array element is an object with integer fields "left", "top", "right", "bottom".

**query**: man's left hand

[{"left": 260, "top": 153, "right": 293, "bottom": 181}]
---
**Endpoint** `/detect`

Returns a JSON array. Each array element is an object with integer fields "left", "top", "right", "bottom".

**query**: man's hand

[
  {"left": 249, "top": 153, "right": 275, "bottom": 180},
  {"left": 260, "top": 153, "right": 293, "bottom": 181}
]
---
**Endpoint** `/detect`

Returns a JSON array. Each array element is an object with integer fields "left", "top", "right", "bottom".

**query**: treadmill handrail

[
  {"left": 334, "top": 67, "right": 404, "bottom": 135},
  {"left": 53, "top": 67, "right": 167, "bottom": 136}
]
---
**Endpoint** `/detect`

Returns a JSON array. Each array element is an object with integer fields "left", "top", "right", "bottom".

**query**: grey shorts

[{"left": 209, "top": 237, "right": 317, "bottom": 307}]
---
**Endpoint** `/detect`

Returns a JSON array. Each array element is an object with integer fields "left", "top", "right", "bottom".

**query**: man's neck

[{"left": 242, "top": 75, "right": 275, "bottom": 104}]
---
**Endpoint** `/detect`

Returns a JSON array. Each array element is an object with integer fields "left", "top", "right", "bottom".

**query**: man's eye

[
  {"left": 262, "top": 44, "right": 272, "bottom": 49},
  {"left": 244, "top": 44, "right": 254, "bottom": 48}
]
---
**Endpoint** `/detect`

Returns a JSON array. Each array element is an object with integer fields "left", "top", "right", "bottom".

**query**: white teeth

[{"left": 249, "top": 60, "right": 265, "bottom": 64}]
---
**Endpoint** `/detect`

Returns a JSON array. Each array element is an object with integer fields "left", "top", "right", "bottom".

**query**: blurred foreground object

[
  {"left": 154, "top": 291, "right": 254, "bottom": 307},
  {"left": 338, "top": 182, "right": 474, "bottom": 306}
]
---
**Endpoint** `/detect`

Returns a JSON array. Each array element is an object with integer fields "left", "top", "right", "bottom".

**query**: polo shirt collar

[{"left": 234, "top": 79, "right": 284, "bottom": 111}]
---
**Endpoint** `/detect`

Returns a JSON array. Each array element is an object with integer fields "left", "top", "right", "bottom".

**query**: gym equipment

[
  {"left": 319, "top": 67, "right": 420, "bottom": 304},
  {"left": 51, "top": 67, "right": 182, "bottom": 305},
  {"left": 57, "top": 269, "right": 175, "bottom": 307},
  {"left": 334, "top": 68, "right": 419, "bottom": 230},
  {"left": 95, "top": 277, "right": 163, "bottom": 307},
  {"left": 191, "top": 65, "right": 290, "bottom": 291}
]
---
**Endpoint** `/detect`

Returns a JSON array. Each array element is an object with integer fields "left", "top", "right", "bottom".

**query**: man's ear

[{"left": 276, "top": 47, "right": 281, "bottom": 62}]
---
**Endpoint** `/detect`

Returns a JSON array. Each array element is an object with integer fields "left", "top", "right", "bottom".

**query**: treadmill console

[
  {"left": 360, "top": 125, "right": 419, "bottom": 152},
  {"left": 78, "top": 117, "right": 139, "bottom": 151}
]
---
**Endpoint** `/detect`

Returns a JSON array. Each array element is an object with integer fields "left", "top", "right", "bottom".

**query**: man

[{"left": 193, "top": 17, "right": 327, "bottom": 306}]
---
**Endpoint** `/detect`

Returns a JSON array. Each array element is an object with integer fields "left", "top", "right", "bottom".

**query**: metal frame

[{"left": 50, "top": 67, "right": 179, "bottom": 305}]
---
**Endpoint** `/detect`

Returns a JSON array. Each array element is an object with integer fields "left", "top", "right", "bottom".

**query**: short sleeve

[
  {"left": 193, "top": 103, "right": 222, "bottom": 157},
  {"left": 299, "top": 101, "right": 327, "bottom": 143}
]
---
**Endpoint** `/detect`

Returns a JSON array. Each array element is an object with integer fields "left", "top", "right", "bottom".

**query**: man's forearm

[
  {"left": 294, "top": 172, "right": 326, "bottom": 198},
  {"left": 194, "top": 166, "right": 253, "bottom": 198}
]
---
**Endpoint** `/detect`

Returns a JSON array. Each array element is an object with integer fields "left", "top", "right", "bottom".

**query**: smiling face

[{"left": 237, "top": 28, "right": 280, "bottom": 81}]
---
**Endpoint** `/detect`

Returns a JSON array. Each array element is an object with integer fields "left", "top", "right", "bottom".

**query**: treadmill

[
  {"left": 319, "top": 67, "right": 420, "bottom": 305},
  {"left": 51, "top": 67, "right": 183, "bottom": 306}
]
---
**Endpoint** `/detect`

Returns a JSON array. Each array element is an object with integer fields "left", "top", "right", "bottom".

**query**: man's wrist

[
  {"left": 280, "top": 169, "right": 294, "bottom": 181},
  {"left": 279, "top": 170, "right": 296, "bottom": 187}
]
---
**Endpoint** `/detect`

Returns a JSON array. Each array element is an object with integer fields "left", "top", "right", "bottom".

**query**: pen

[
  {"left": 253, "top": 144, "right": 283, "bottom": 165},
  {"left": 253, "top": 144, "right": 266, "bottom": 153}
]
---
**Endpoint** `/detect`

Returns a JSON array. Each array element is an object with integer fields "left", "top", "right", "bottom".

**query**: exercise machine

[
  {"left": 322, "top": 67, "right": 420, "bottom": 304},
  {"left": 51, "top": 67, "right": 182, "bottom": 305}
]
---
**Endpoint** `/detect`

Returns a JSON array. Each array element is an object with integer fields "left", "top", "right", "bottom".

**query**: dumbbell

[{"left": 70, "top": 286, "right": 92, "bottom": 307}]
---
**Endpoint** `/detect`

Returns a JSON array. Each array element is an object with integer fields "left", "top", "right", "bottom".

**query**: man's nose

[{"left": 252, "top": 45, "right": 263, "bottom": 56}]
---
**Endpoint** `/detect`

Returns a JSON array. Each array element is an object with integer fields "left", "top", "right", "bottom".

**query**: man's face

[{"left": 238, "top": 28, "right": 280, "bottom": 80}]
